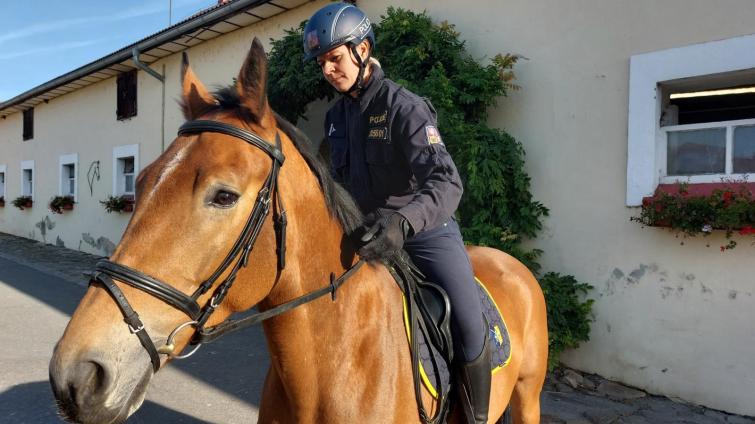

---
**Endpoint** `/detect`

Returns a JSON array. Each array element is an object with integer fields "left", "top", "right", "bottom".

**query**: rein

[{"left": 90, "top": 119, "right": 364, "bottom": 372}]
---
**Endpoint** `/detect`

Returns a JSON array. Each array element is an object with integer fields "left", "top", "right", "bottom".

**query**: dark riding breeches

[{"left": 403, "top": 218, "right": 485, "bottom": 362}]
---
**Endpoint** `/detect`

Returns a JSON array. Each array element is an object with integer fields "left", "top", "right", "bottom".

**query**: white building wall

[
  {"left": 0, "top": 1, "right": 323, "bottom": 256},
  {"left": 353, "top": 0, "right": 755, "bottom": 416}
]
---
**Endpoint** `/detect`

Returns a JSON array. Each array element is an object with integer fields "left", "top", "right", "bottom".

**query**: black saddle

[{"left": 386, "top": 250, "right": 454, "bottom": 424}]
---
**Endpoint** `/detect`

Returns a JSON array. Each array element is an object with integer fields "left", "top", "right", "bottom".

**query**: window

[
  {"left": 117, "top": 70, "right": 137, "bottom": 120},
  {"left": 21, "top": 160, "right": 34, "bottom": 198},
  {"left": 627, "top": 33, "right": 755, "bottom": 205},
  {"left": 0, "top": 165, "right": 6, "bottom": 199},
  {"left": 659, "top": 85, "right": 755, "bottom": 183},
  {"left": 59, "top": 154, "right": 78, "bottom": 200},
  {"left": 122, "top": 157, "right": 135, "bottom": 193},
  {"left": 113, "top": 144, "right": 139, "bottom": 196},
  {"left": 23, "top": 108, "right": 33, "bottom": 140}
]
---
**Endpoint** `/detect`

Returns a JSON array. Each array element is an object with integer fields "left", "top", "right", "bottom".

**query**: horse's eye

[{"left": 211, "top": 190, "right": 239, "bottom": 207}]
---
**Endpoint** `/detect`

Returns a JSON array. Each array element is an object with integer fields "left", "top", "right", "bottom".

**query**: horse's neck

[
  {"left": 261, "top": 259, "right": 415, "bottom": 420},
  {"left": 258, "top": 218, "right": 413, "bottom": 420},
  {"left": 254, "top": 140, "right": 417, "bottom": 420}
]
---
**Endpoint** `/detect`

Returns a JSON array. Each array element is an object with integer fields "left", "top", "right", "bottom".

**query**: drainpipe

[{"left": 132, "top": 48, "right": 167, "bottom": 152}]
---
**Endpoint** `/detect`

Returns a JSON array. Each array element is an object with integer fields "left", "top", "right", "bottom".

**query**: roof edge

[{"left": 0, "top": 0, "right": 273, "bottom": 114}]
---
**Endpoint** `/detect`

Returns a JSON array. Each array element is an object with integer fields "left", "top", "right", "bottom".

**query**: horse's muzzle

[{"left": 49, "top": 357, "right": 127, "bottom": 423}]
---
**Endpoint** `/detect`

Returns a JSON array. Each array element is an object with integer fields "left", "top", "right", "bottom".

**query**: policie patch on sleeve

[{"left": 425, "top": 126, "right": 443, "bottom": 145}]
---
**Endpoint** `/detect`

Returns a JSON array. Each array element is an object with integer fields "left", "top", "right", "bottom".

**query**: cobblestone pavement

[
  {"left": 1, "top": 232, "right": 753, "bottom": 424},
  {"left": 0, "top": 232, "right": 101, "bottom": 286}
]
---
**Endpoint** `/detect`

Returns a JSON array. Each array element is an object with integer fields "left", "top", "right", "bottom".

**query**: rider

[{"left": 303, "top": 3, "right": 491, "bottom": 423}]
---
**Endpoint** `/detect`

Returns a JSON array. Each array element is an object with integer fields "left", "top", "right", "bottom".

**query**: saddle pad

[{"left": 402, "top": 277, "right": 512, "bottom": 399}]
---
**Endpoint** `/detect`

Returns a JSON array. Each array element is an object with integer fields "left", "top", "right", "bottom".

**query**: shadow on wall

[{"left": 81, "top": 232, "right": 116, "bottom": 256}]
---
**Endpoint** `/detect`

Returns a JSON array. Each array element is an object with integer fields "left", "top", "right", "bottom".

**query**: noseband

[{"left": 90, "top": 120, "right": 363, "bottom": 372}]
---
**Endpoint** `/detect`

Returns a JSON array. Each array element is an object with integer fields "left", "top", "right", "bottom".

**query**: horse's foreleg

[
  {"left": 510, "top": 376, "right": 543, "bottom": 424},
  {"left": 258, "top": 366, "right": 294, "bottom": 424}
]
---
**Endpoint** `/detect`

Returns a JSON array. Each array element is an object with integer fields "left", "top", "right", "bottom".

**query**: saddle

[{"left": 386, "top": 251, "right": 454, "bottom": 424}]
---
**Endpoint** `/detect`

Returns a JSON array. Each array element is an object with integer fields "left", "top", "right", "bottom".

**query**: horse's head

[{"left": 49, "top": 38, "right": 310, "bottom": 423}]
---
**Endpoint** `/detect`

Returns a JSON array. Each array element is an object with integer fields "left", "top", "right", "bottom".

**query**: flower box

[
  {"left": 632, "top": 182, "right": 755, "bottom": 250},
  {"left": 49, "top": 195, "right": 75, "bottom": 214},
  {"left": 100, "top": 195, "right": 135, "bottom": 214},
  {"left": 12, "top": 196, "right": 33, "bottom": 210}
]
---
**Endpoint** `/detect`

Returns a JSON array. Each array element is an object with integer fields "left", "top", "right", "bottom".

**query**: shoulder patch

[{"left": 425, "top": 125, "right": 443, "bottom": 145}]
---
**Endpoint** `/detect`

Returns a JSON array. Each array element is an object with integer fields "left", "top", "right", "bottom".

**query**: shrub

[{"left": 538, "top": 272, "right": 594, "bottom": 370}]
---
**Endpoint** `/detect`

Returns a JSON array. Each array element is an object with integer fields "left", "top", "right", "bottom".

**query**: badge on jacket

[{"left": 425, "top": 126, "right": 443, "bottom": 145}]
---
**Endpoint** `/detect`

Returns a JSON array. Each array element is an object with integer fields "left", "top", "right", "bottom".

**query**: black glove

[{"left": 358, "top": 213, "right": 412, "bottom": 261}]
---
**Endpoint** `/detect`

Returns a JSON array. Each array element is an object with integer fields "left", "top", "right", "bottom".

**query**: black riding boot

[{"left": 458, "top": 327, "right": 491, "bottom": 424}]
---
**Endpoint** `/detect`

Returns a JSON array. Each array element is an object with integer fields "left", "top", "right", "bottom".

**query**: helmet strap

[{"left": 346, "top": 42, "right": 371, "bottom": 95}]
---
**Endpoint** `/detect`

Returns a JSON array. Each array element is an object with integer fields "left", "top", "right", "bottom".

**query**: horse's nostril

[{"left": 76, "top": 360, "right": 110, "bottom": 395}]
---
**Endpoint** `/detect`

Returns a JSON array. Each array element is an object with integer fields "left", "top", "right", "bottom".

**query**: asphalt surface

[
  {"left": 0, "top": 243, "right": 268, "bottom": 423},
  {"left": 1, "top": 232, "right": 754, "bottom": 423}
]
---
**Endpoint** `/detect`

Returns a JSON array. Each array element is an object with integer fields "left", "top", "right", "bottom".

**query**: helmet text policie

[{"left": 303, "top": 2, "right": 375, "bottom": 93}]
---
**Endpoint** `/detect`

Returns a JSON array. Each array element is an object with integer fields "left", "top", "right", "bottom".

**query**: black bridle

[{"left": 90, "top": 120, "right": 364, "bottom": 372}]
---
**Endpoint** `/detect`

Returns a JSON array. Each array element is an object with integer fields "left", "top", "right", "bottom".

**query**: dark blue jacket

[{"left": 325, "top": 64, "right": 463, "bottom": 234}]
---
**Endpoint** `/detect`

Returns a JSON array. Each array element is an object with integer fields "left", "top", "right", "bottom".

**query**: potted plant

[
  {"left": 0, "top": 196, "right": 4, "bottom": 207},
  {"left": 12, "top": 195, "right": 33, "bottom": 210},
  {"left": 49, "top": 195, "right": 75, "bottom": 214},
  {"left": 100, "top": 195, "right": 135, "bottom": 213}
]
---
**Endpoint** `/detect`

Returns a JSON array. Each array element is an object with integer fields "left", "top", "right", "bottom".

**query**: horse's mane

[{"left": 210, "top": 86, "right": 364, "bottom": 234}]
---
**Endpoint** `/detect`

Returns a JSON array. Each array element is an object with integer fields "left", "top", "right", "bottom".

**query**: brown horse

[{"left": 49, "top": 38, "right": 548, "bottom": 424}]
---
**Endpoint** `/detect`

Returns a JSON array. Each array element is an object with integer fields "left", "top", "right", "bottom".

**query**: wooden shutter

[
  {"left": 117, "top": 70, "right": 137, "bottom": 120},
  {"left": 22, "top": 108, "right": 33, "bottom": 140}
]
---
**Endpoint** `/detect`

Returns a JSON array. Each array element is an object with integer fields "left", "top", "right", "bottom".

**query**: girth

[{"left": 90, "top": 119, "right": 364, "bottom": 372}]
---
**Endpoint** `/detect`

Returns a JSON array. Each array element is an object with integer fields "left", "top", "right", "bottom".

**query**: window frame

[
  {"left": 627, "top": 33, "right": 755, "bottom": 206},
  {"left": 659, "top": 118, "right": 755, "bottom": 183},
  {"left": 21, "top": 160, "right": 34, "bottom": 199},
  {"left": 112, "top": 144, "right": 139, "bottom": 196},
  {"left": 59, "top": 154, "right": 79, "bottom": 201}
]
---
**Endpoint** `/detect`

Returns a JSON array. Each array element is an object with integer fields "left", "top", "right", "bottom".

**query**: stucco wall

[
  {"left": 1, "top": 0, "right": 754, "bottom": 416},
  {"left": 354, "top": 0, "right": 755, "bottom": 415}
]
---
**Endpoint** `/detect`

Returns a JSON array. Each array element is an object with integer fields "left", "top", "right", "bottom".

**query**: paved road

[
  {"left": 1, "top": 232, "right": 754, "bottom": 423},
  {"left": 0, "top": 255, "right": 268, "bottom": 423}
]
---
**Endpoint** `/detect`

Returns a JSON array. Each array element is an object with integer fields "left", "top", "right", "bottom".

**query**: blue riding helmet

[{"left": 302, "top": 2, "right": 375, "bottom": 62}]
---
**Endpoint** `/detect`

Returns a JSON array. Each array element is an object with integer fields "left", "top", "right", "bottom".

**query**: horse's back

[
  {"left": 466, "top": 245, "right": 548, "bottom": 423},
  {"left": 466, "top": 245, "right": 545, "bottom": 318}
]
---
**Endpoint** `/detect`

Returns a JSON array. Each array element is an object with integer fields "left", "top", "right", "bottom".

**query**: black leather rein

[{"left": 90, "top": 120, "right": 364, "bottom": 372}]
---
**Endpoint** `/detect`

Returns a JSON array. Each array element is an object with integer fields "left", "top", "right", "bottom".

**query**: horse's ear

[
  {"left": 236, "top": 38, "right": 271, "bottom": 123},
  {"left": 181, "top": 52, "right": 217, "bottom": 120}
]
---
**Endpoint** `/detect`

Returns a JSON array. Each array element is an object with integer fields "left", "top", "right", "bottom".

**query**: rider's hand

[{"left": 358, "top": 212, "right": 412, "bottom": 261}]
